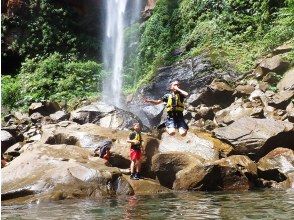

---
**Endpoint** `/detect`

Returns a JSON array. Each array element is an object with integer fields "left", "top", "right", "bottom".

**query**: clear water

[{"left": 2, "top": 190, "right": 294, "bottom": 219}]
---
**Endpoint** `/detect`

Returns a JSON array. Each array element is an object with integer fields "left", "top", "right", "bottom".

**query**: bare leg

[
  {"left": 136, "top": 159, "right": 142, "bottom": 173},
  {"left": 179, "top": 128, "right": 187, "bottom": 136},
  {"left": 166, "top": 127, "right": 176, "bottom": 135},
  {"left": 130, "top": 160, "right": 135, "bottom": 174}
]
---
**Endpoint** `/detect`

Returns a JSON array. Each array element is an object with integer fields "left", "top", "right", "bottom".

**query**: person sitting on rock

[
  {"left": 127, "top": 123, "right": 143, "bottom": 180},
  {"left": 144, "top": 80, "right": 189, "bottom": 136}
]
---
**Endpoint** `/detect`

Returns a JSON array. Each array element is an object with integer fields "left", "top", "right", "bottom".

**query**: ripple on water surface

[{"left": 2, "top": 189, "right": 294, "bottom": 219}]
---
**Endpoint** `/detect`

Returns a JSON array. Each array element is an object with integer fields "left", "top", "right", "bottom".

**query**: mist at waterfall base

[{"left": 102, "top": 0, "right": 142, "bottom": 108}]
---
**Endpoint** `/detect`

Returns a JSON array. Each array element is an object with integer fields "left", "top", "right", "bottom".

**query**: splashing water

[{"left": 102, "top": 0, "right": 142, "bottom": 107}]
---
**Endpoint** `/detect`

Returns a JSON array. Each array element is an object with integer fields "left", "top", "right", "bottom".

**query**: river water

[{"left": 2, "top": 190, "right": 294, "bottom": 219}]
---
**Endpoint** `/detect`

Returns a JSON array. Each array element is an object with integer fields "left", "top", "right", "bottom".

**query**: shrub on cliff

[
  {"left": 1, "top": 53, "right": 104, "bottom": 110},
  {"left": 1, "top": 0, "right": 100, "bottom": 75},
  {"left": 124, "top": 0, "right": 293, "bottom": 90}
]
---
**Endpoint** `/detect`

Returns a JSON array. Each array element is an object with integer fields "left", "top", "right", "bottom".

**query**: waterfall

[{"left": 102, "top": 0, "right": 142, "bottom": 107}]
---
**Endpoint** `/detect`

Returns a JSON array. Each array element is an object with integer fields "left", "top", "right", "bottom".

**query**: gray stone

[
  {"left": 1, "top": 130, "right": 16, "bottom": 153},
  {"left": 268, "top": 90, "right": 294, "bottom": 109},
  {"left": 257, "top": 148, "right": 294, "bottom": 188},
  {"left": 49, "top": 111, "right": 70, "bottom": 122},
  {"left": 70, "top": 102, "right": 142, "bottom": 130},
  {"left": 277, "top": 68, "right": 294, "bottom": 91},
  {"left": 29, "top": 101, "right": 61, "bottom": 116},
  {"left": 259, "top": 55, "right": 290, "bottom": 74},
  {"left": 159, "top": 132, "right": 219, "bottom": 161},
  {"left": 213, "top": 117, "right": 294, "bottom": 159}
]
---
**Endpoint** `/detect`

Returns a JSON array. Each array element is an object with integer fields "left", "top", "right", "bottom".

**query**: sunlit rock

[{"left": 213, "top": 117, "right": 294, "bottom": 159}]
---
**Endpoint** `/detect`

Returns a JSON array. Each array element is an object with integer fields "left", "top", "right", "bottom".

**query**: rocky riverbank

[{"left": 1, "top": 45, "right": 293, "bottom": 205}]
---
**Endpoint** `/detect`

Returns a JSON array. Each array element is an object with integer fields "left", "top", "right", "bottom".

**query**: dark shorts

[{"left": 165, "top": 116, "right": 189, "bottom": 130}]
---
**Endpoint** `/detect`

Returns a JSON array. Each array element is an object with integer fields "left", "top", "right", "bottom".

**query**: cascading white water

[{"left": 102, "top": 0, "right": 142, "bottom": 107}]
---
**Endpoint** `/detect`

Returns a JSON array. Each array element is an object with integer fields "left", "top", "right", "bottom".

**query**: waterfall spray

[{"left": 102, "top": 0, "right": 142, "bottom": 107}]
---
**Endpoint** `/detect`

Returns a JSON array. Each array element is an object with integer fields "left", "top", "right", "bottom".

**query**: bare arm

[
  {"left": 143, "top": 97, "right": 163, "bottom": 105},
  {"left": 127, "top": 139, "right": 140, "bottom": 145},
  {"left": 174, "top": 86, "right": 188, "bottom": 97}
]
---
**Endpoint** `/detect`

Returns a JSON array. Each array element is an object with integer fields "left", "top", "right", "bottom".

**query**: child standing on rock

[{"left": 127, "top": 123, "right": 143, "bottom": 180}]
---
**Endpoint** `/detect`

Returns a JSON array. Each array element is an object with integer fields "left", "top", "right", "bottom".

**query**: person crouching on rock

[
  {"left": 144, "top": 80, "right": 189, "bottom": 136},
  {"left": 94, "top": 140, "right": 112, "bottom": 161},
  {"left": 127, "top": 123, "right": 143, "bottom": 180}
]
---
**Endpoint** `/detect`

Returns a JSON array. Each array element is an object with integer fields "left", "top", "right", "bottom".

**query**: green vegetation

[
  {"left": 2, "top": 0, "right": 294, "bottom": 111},
  {"left": 2, "top": 53, "right": 104, "bottom": 110},
  {"left": 124, "top": 0, "right": 294, "bottom": 90},
  {"left": 1, "top": 0, "right": 99, "bottom": 64},
  {"left": 1, "top": 0, "right": 102, "bottom": 112}
]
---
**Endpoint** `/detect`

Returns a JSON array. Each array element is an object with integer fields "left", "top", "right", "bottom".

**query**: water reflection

[{"left": 2, "top": 190, "right": 294, "bottom": 219}]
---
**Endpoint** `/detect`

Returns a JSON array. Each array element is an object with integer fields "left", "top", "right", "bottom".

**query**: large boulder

[
  {"left": 258, "top": 55, "right": 290, "bottom": 75},
  {"left": 214, "top": 99, "right": 263, "bottom": 126},
  {"left": 184, "top": 155, "right": 257, "bottom": 191},
  {"left": 233, "top": 84, "right": 255, "bottom": 97},
  {"left": 277, "top": 68, "right": 294, "bottom": 91},
  {"left": 123, "top": 174, "right": 170, "bottom": 195},
  {"left": 152, "top": 153, "right": 257, "bottom": 191},
  {"left": 129, "top": 55, "right": 237, "bottom": 127},
  {"left": 213, "top": 117, "right": 294, "bottom": 159},
  {"left": 257, "top": 148, "right": 294, "bottom": 188},
  {"left": 286, "top": 102, "right": 294, "bottom": 122},
  {"left": 267, "top": 90, "right": 294, "bottom": 109},
  {"left": 70, "top": 102, "right": 143, "bottom": 130},
  {"left": 141, "top": 103, "right": 165, "bottom": 128},
  {"left": 158, "top": 132, "right": 219, "bottom": 161},
  {"left": 49, "top": 110, "right": 70, "bottom": 122},
  {"left": 151, "top": 152, "right": 203, "bottom": 189},
  {"left": 1, "top": 130, "right": 16, "bottom": 153},
  {"left": 29, "top": 101, "right": 61, "bottom": 116},
  {"left": 1, "top": 143, "right": 133, "bottom": 204},
  {"left": 1, "top": 125, "right": 24, "bottom": 143},
  {"left": 40, "top": 122, "right": 160, "bottom": 175},
  {"left": 185, "top": 79, "right": 235, "bottom": 108}
]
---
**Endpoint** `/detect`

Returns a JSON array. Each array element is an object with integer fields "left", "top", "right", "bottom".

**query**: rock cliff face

[{"left": 129, "top": 55, "right": 237, "bottom": 127}]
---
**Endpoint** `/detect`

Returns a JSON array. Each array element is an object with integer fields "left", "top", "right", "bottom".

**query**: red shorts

[{"left": 130, "top": 149, "right": 141, "bottom": 161}]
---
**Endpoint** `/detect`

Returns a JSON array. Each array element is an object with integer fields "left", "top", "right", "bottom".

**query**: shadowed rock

[
  {"left": 29, "top": 101, "right": 61, "bottom": 116},
  {"left": 277, "top": 68, "right": 294, "bottom": 91},
  {"left": 267, "top": 90, "right": 294, "bottom": 109},
  {"left": 1, "top": 130, "right": 16, "bottom": 153},
  {"left": 152, "top": 152, "right": 203, "bottom": 189},
  {"left": 257, "top": 148, "right": 294, "bottom": 188},
  {"left": 152, "top": 153, "right": 257, "bottom": 191},
  {"left": 258, "top": 55, "right": 290, "bottom": 76},
  {"left": 186, "top": 155, "right": 257, "bottom": 191}
]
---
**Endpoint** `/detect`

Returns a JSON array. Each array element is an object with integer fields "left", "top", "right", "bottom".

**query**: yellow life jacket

[
  {"left": 166, "top": 93, "right": 184, "bottom": 112},
  {"left": 134, "top": 132, "right": 142, "bottom": 144},
  {"left": 131, "top": 132, "right": 142, "bottom": 150}
]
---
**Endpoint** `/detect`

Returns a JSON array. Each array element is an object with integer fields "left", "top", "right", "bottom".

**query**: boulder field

[{"left": 2, "top": 49, "right": 293, "bottom": 204}]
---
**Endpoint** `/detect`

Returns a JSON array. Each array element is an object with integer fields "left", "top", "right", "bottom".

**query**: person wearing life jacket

[
  {"left": 127, "top": 123, "right": 144, "bottom": 180},
  {"left": 144, "top": 80, "right": 189, "bottom": 136}
]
